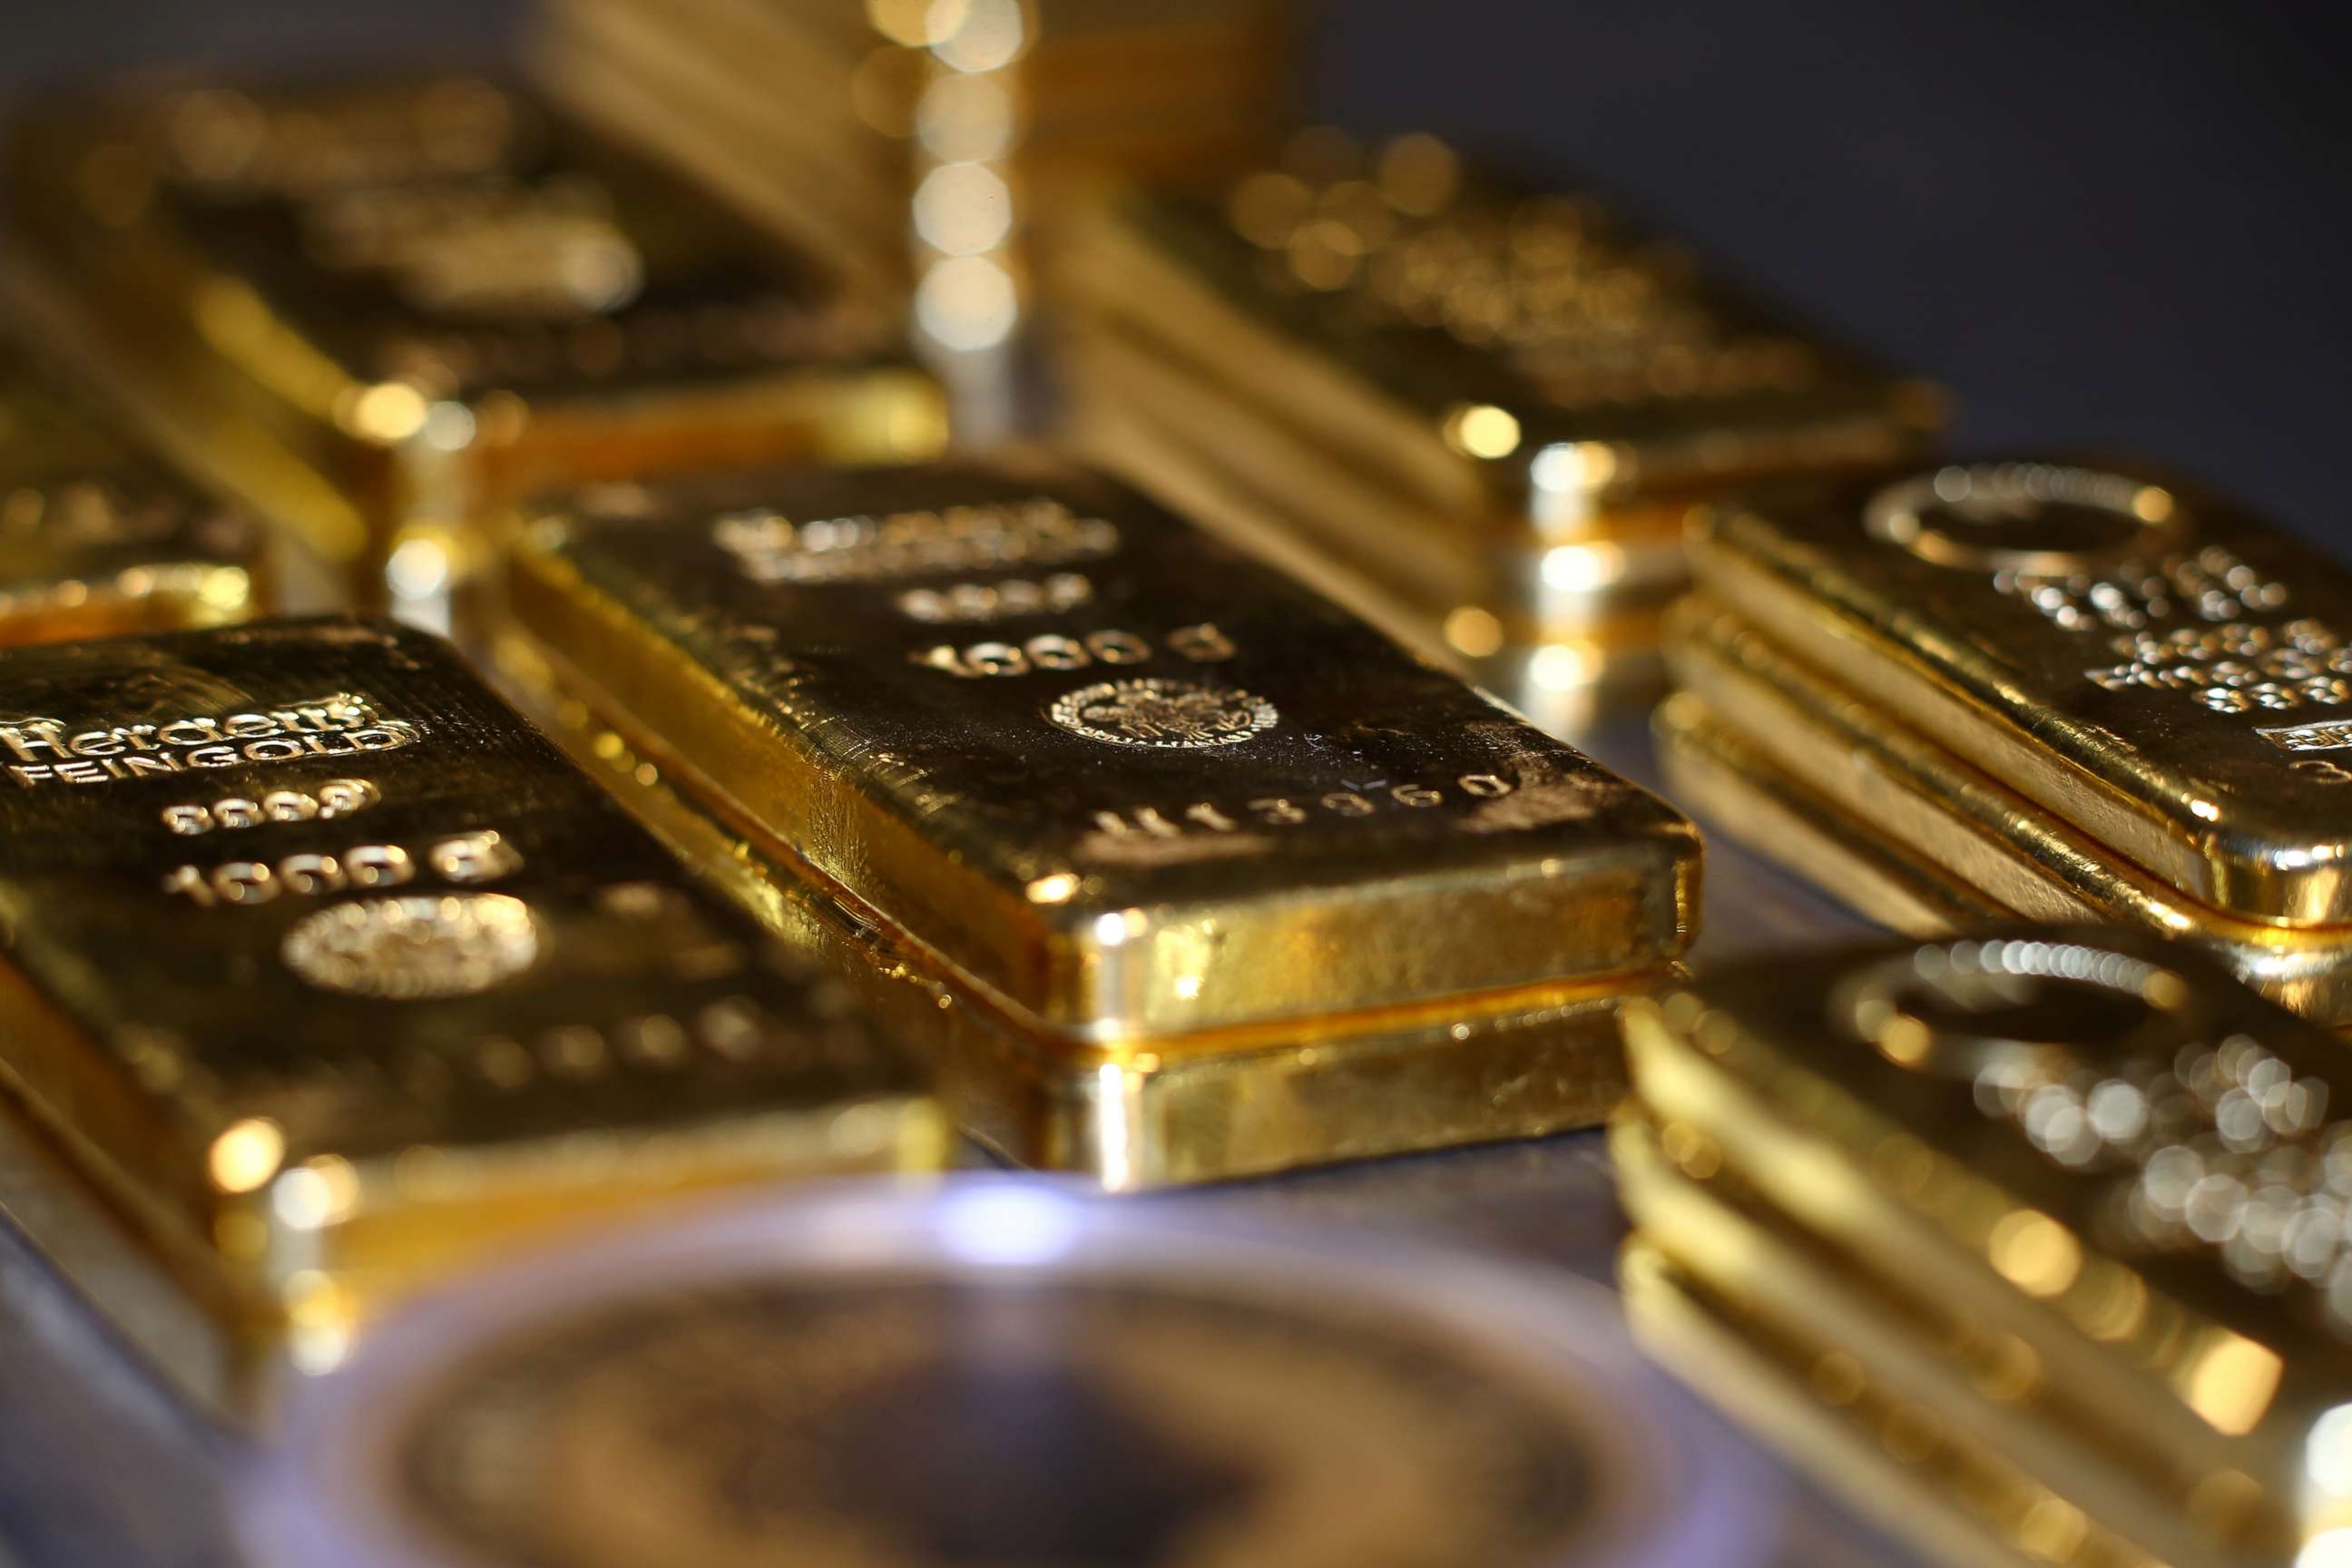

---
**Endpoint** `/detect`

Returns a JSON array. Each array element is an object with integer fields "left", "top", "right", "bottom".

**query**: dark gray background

[{"left": 3, "top": 0, "right": 2347, "bottom": 534}]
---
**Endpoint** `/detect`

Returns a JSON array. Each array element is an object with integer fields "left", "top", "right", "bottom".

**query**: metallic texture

[
  {"left": 1618, "top": 926, "right": 2352, "bottom": 1566},
  {"left": 1690, "top": 458, "right": 2352, "bottom": 926},
  {"left": 0, "top": 617, "right": 942, "bottom": 1413},
  {"left": 507, "top": 455, "right": 1697, "bottom": 1032},
  {"left": 496, "top": 630, "right": 1649, "bottom": 1186},
  {"left": 0, "top": 338, "right": 261, "bottom": 642},
  {"left": 1665, "top": 593, "right": 2352, "bottom": 1022},
  {"left": 6, "top": 75, "right": 946, "bottom": 616},
  {"left": 1060, "top": 128, "right": 1944, "bottom": 730}
]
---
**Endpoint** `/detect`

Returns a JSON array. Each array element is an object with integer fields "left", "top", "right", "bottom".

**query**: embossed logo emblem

[
  {"left": 282, "top": 893, "right": 541, "bottom": 1000},
  {"left": 1049, "top": 679, "right": 1277, "bottom": 749}
]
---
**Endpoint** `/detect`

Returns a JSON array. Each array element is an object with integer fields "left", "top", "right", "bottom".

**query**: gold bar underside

[
  {"left": 498, "top": 632, "right": 1655, "bottom": 1187},
  {"left": 1691, "top": 482, "right": 2352, "bottom": 927},
  {"left": 509, "top": 459, "right": 1697, "bottom": 1038},
  {"left": 1614, "top": 1110, "right": 2249, "bottom": 1567},
  {"left": 1664, "top": 597, "right": 2352, "bottom": 1021}
]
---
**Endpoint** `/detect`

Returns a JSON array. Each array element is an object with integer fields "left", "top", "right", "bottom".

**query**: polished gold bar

[
  {"left": 0, "top": 340, "right": 262, "bottom": 642},
  {"left": 7, "top": 75, "right": 946, "bottom": 614},
  {"left": 1668, "top": 594, "right": 2352, "bottom": 1021},
  {"left": 1651, "top": 690, "right": 2011, "bottom": 936},
  {"left": 494, "top": 631, "right": 1648, "bottom": 1184},
  {"left": 0, "top": 618, "right": 941, "bottom": 1411},
  {"left": 506, "top": 455, "right": 1696, "bottom": 1038},
  {"left": 1620, "top": 927, "right": 2352, "bottom": 1563},
  {"left": 1691, "top": 458, "right": 2352, "bottom": 926}
]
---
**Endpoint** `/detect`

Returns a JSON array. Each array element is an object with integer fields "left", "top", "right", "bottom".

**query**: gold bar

[
  {"left": 495, "top": 630, "right": 1647, "bottom": 1185},
  {"left": 1619, "top": 927, "right": 2352, "bottom": 1563},
  {"left": 0, "top": 617, "right": 942, "bottom": 1412},
  {"left": 508, "top": 456, "right": 1697, "bottom": 1043},
  {"left": 1666, "top": 594, "right": 2352, "bottom": 1021},
  {"left": 1691, "top": 458, "right": 2352, "bottom": 926},
  {"left": 7, "top": 75, "right": 947, "bottom": 614},
  {"left": 0, "top": 338, "right": 263, "bottom": 642}
]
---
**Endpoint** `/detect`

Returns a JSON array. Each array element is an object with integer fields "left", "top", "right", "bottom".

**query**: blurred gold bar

[
  {"left": 1691, "top": 458, "right": 2352, "bottom": 926},
  {"left": 0, "top": 338, "right": 262, "bottom": 642},
  {"left": 495, "top": 630, "right": 1646, "bottom": 1186},
  {"left": 6, "top": 74, "right": 946, "bottom": 617},
  {"left": 0, "top": 617, "right": 940, "bottom": 1414},
  {"left": 1618, "top": 928, "right": 2352, "bottom": 1566},
  {"left": 502, "top": 456, "right": 1694, "bottom": 1172},
  {"left": 1665, "top": 593, "right": 2352, "bottom": 1022},
  {"left": 1061, "top": 129, "right": 1943, "bottom": 730}
]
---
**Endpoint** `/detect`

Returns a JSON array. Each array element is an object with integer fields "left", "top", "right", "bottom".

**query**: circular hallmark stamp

[
  {"left": 282, "top": 893, "right": 541, "bottom": 1001},
  {"left": 1864, "top": 462, "right": 2184, "bottom": 573},
  {"left": 1048, "top": 678, "right": 1277, "bottom": 750}
]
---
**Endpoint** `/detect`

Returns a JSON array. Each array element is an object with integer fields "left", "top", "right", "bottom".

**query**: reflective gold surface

[
  {"left": 0, "top": 338, "right": 262, "bottom": 642},
  {"left": 508, "top": 455, "right": 1698, "bottom": 1041},
  {"left": 0, "top": 618, "right": 942, "bottom": 1407},
  {"left": 1692, "top": 459, "right": 2352, "bottom": 926},
  {"left": 7, "top": 75, "right": 946, "bottom": 612},
  {"left": 1667, "top": 594, "right": 2352, "bottom": 1022},
  {"left": 1619, "top": 927, "right": 2352, "bottom": 1563},
  {"left": 496, "top": 630, "right": 1654, "bottom": 1185}
]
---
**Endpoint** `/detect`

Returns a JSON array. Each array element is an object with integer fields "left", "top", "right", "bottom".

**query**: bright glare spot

[
  {"left": 1540, "top": 542, "right": 1626, "bottom": 593},
  {"left": 2308, "top": 1406, "right": 2352, "bottom": 1494},
  {"left": 1529, "top": 642, "right": 1602, "bottom": 690},
  {"left": 1173, "top": 974, "right": 1201, "bottom": 1000},
  {"left": 1444, "top": 403, "right": 1522, "bottom": 460},
  {"left": 915, "top": 256, "right": 1019, "bottom": 351},
  {"left": 386, "top": 536, "right": 453, "bottom": 601},
  {"left": 2132, "top": 485, "right": 2176, "bottom": 523},
  {"left": 422, "top": 400, "right": 477, "bottom": 452},
  {"left": 1026, "top": 871, "right": 1080, "bottom": 905},
  {"left": 208, "top": 1117, "right": 286, "bottom": 1194},
  {"left": 1444, "top": 605, "right": 1504, "bottom": 659},
  {"left": 271, "top": 1167, "right": 337, "bottom": 1230},
  {"left": 930, "top": 0, "right": 1024, "bottom": 72},
  {"left": 939, "top": 1184, "right": 1081, "bottom": 1266},
  {"left": 1530, "top": 439, "right": 1618, "bottom": 493},
  {"left": 914, "top": 162, "right": 1014, "bottom": 256},
  {"left": 2304, "top": 1530, "right": 2352, "bottom": 1568},
  {"left": 1093, "top": 911, "right": 1132, "bottom": 947},
  {"left": 1987, "top": 1210, "right": 2081, "bottom": 1298},
  {"left": 349, "top": 383, "right": 429, "bottom": 443},
  {"left": 916, "top": 74, "right": 1014, "bottom": 160}
]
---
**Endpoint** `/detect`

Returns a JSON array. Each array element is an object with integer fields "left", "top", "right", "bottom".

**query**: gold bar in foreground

[
  {"left": 1664, "top": 594, "right": 2352, "bottom": 1022},
  {"left": 7, "top": 75, "right": 946, "bottom": 613},
  {"left": 0, "top": 618, "right": 941, "bottom": 1412},
  {"left": 496, "top": 632, "right": 1646, "bottom": 1185},
  {"left": 1691, "top": 458, "right": 2352, "bottom": 926},
  {"left": 0, "top": 337, "right": 262, "bottom": 642},
  {"left": 1618, "top": 926, "right": 2352, "bottom": 1565},
  {"left": 508, "top": 456, "right": 1699, "bottom": 1041}
]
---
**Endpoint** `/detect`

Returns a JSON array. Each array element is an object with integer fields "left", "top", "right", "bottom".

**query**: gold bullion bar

[
  {"left": 494, "top": 632, "right": 1650, "bottom": 1184},
  {"left": 6, "top": 75, "right": 946, "bottom": 612},
  {"left": 1667, "top": 594, "right": 2352, "bottom": 1022},
  {"left": 1651, "top": 690, "right": 2011, "bottom": 936},
  {"left": 1058, "top": 130, "right": 1943, "bottom": 603},
  {"left": 1691, "top": 458, "right": 2352, "bottom": 926},
  {"left": 0, "top": 338, "right": 263, "bottom": 642},
  {"left": 1622, "top": 926, "right": 2352, "bottom": 1560},
  {"left": 1616, "top": 1111, "right": 2199, "bottom": 1567},
  {"left": 0, "top": 617, "right": 942, "bottom": 1410},
  {"left": 1619, "top": 1240, "right": 2159, "bottom": 1568},
  {"left": 508, "top": 455, "right": 1699, "bottom": 1040}
]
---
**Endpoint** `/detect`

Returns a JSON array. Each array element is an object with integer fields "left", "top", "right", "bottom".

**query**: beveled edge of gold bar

[
  {"left": 1618, "top": 1233, "right": 2171, "bottom": 1568},
  {"left": 1689, "top": 466, "right": 2352, "bottom": 928},
  {"left": 1663, "top": 593, "right": 2352, "bottom": 1022},
  {"left": 493, "top": 631, "right": 1654, "bottom": 1187},
  {"left": 1612, "top": 1108, "right": 2266, "bottom": 1565}
]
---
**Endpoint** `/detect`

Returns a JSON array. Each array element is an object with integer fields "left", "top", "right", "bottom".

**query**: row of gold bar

[{"left": 1615, "top": 927, "right": 2352, "bottom": 1568}]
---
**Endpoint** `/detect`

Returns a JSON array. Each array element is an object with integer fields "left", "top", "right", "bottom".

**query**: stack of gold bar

[
  {"left": 4, "top": 74, "right": 946, "bottom": 621},
  {"left": 0, "top": 333, "right": 263, "bottom": 642},
  {"left": 1662, "top": 457, "right": 2352, "bottom": 1024},
  {"left": 529, "top": 0, "right": 1306, "bottom": 397},
  {"left": 1058, "top": 128, "right": 1945, "bottom": 735},
  {"left": 1614, "top": 927, "right": 2352, "bottom": 1568},
  {"left": 0, "top": 617, "right": 942, "bottom": 1417},
  {"left": 493, "top": 453, "right": 1700, "bottom": 1186}
]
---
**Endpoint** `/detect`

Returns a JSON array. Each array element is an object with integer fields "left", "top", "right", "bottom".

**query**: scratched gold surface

[
  {"left": 1691, "top": 458, "right": 2352, "bottom": 927},
  {"left": 6, "top": 75, "right": 946, "bottom": 604},
  {"left": 1620, "top": 927, "right": 2352, "bottom": 1564},
  {"left": 507, "top": 455, "right": 1698, "bottom": 1040},
  {"left": 0, "top": 617, "right": 941, "bottom": 1409}
]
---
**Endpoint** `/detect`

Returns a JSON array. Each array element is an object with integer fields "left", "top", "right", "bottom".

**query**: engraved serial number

[
  {"left": 160, "top": 779, "right": 381, "bottom": 835},
  {"left": 910, "top": 623, "right": 1235, "bottom": 680},
  {"left": 161, "top": 829, "right": 520, "bottom": 907},
  {"left": 1092, "top": 773, "right": 1514, "bottom": 838},
  {"left": 897, "top": 573, "right": 1093, "bottom": 623}
]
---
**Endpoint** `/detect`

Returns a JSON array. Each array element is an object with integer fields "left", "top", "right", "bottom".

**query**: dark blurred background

[{"left": 3, "top": 0, "right": 2347, "bottom": 534}]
